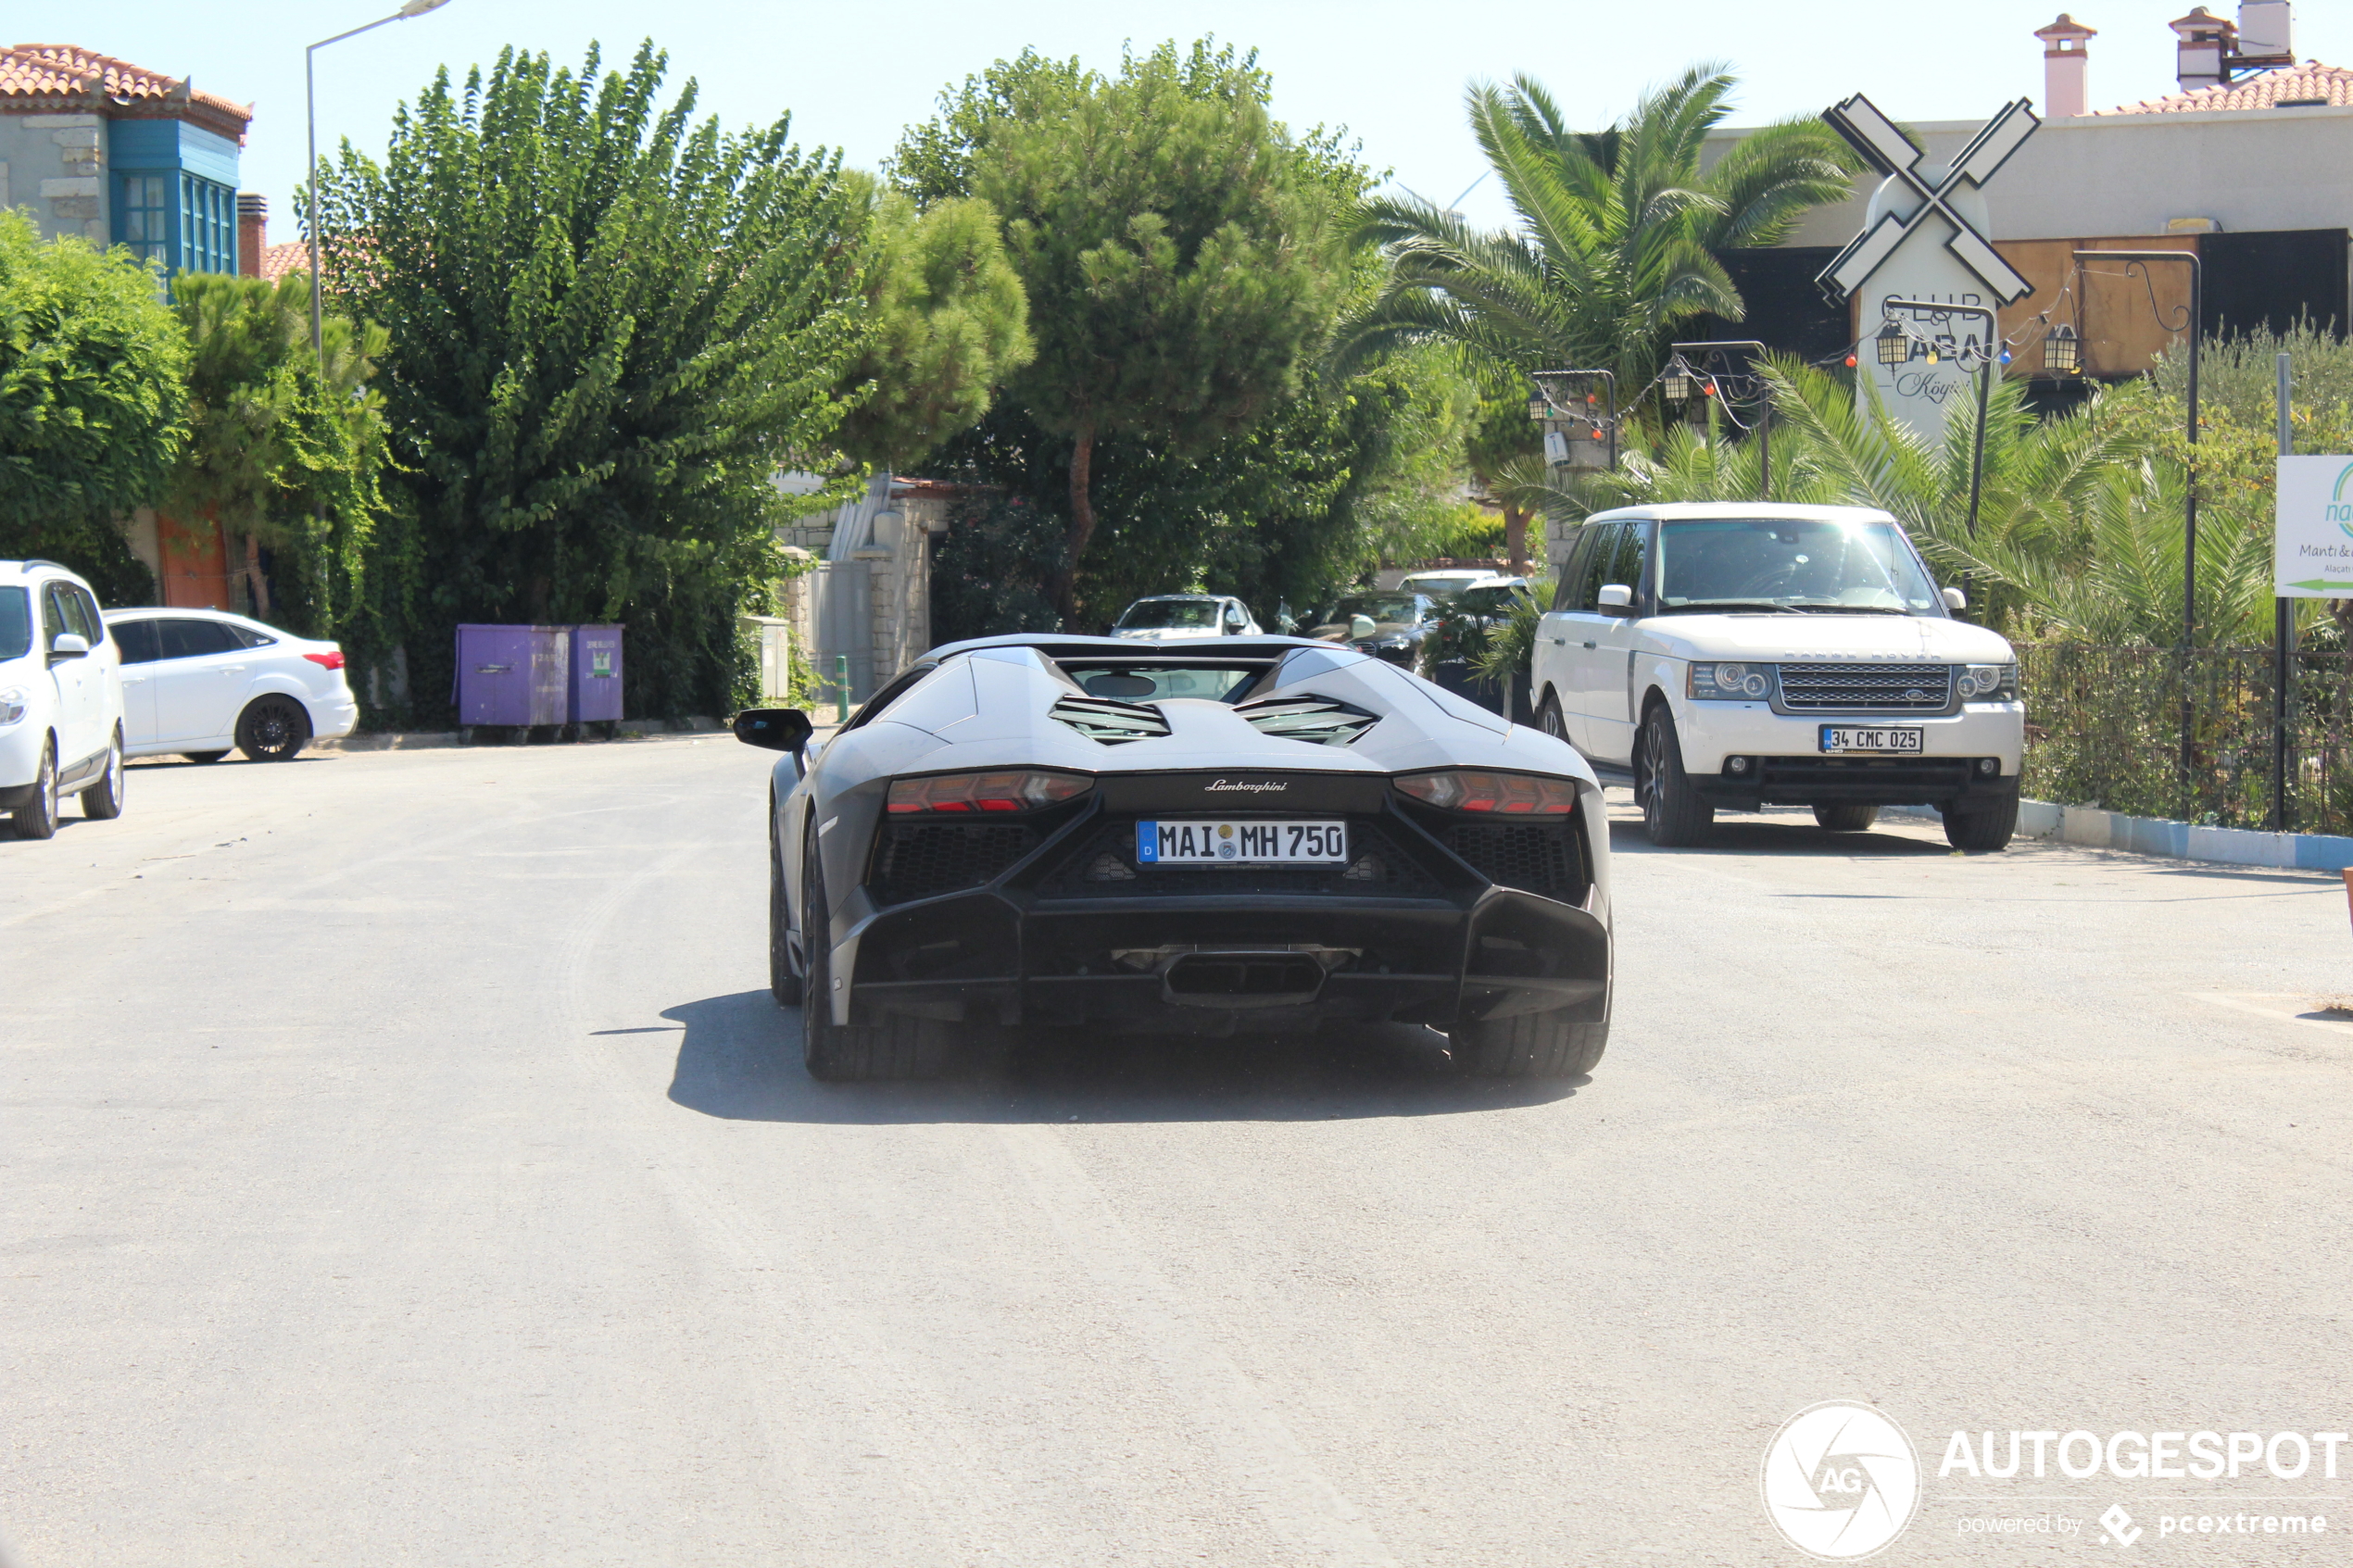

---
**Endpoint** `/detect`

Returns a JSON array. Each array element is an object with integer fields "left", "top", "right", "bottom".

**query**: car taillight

[
  {"left": 303, "top": 650, "right": 346, "bottom": 671},
  {"left": 1395, "top": 770, "right": 1577, "bottom": 815},
  {"left": 887, "top": 770, "right": 1092, "bottom": 815}
]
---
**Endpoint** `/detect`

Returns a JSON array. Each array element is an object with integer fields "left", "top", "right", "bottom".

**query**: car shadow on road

[{"left": 660, "top": 990, "right": 1584, "bottom": 1125}]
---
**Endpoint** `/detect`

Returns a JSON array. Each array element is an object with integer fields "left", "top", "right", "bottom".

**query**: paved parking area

[{"left": 4, "top": 741, "right": 2348, "bottom": 1564}]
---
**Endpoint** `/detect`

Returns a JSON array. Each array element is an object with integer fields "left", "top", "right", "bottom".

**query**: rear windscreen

[
  {"left": 0, "top": 587, "right": 28, "bottom": 660},
  {"left": 1057, "top": 664, "right": 1261, "bottom": 702}
]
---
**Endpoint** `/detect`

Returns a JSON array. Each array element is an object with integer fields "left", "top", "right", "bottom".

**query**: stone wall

[{"left": 0, "top": 112, "right": 107, "bottom": 242}]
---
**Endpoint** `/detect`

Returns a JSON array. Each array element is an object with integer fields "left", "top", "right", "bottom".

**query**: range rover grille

[{"left": 1777, "top": 662, "right": 1952, "bottom": 712}]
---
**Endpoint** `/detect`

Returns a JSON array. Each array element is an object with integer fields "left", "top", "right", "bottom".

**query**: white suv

[
  {"left": 0, "top": 559, "right": 128, "bottom": 839},
  {"left": 1530, "top": 505, "right": 2024, "bottom": 852}
]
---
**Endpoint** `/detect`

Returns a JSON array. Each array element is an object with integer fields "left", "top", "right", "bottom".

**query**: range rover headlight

[
  {"left": 1688, "top": 661, "right": 1772, "bottom": 701},
  {"left": 1957, "top": 662, "right": 2019, "bottom": 701},
  {"left": 0, "top": 687, "right": 27, "bottom": 725}
]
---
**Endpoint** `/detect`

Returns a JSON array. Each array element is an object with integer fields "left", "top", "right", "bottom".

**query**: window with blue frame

[
  {"left": 179, "top": 174, "right": 235, "bottom": 275},
  {"left": 117, "top": 173, "right": 170, "bottom": 269}
]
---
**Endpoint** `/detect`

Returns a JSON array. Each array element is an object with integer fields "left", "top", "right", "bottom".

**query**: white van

[
  {"left": 0, "top": 559, "right": 128, "bottom": 839},
  {"left": 1529, "top": 505, "right": 2024, "bottom": 851}
]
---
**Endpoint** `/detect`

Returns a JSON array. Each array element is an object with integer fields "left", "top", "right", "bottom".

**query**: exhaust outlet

[{"left": 1162, "top": 951, "right": 1328, "bottom": 1009}]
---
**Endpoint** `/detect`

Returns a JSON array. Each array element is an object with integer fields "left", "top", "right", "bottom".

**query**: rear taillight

[
  {"left": 887, "top": 770, "right": 1092, "bottom": 815},
  {"left": 303, "top": 649, "right": 346, "bottom": 671},
  {"left": 1395, "top": 770, "right": 1577, "bottom": 815}
]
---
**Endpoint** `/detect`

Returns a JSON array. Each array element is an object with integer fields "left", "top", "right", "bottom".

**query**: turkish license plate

[
  {"left": 1136, "top": 820, "right": 1348, "bottom": 865},
  {"left": 1819, "top": 725, "right": 1925, "bottom": 754}
]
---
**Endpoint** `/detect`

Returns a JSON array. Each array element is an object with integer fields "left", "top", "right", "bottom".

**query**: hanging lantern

[
  {"left": 1661, "top": 360, "right": 1694, "bottom": 403},
  {"left": 1874, "top": 320, "right": 1910, "bottom": 367},
  {"left": 1527, "top": 388, "right": 1550, "bottom": 421},
  {"left": 2043, "top": 323, "right": 2081, "bottom": 375}
]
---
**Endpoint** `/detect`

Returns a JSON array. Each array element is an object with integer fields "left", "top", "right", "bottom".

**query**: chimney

[
  {"left": 238, "top": 193, "right": 267, "bottom": 278},
  {"left": 2236, "top": 0, "right": 2294, "bottom": 68},
  {"left": 2035, "top": 14, "right": 2097, "bottom": 119},
  {"left": 2171, "top": 6, "right": 2236, "bottom": 94}
]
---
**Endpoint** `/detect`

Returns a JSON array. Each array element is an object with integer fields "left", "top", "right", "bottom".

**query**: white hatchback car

[
  {"left": 1, "top": 558, "right": 128, "bottom": 839},
  {"left": 102, "top": 608, "right": 359, "bottom": 764}
]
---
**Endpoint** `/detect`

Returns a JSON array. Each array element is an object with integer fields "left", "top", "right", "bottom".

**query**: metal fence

[{"left": 2019, "top": 644, "right": 2353, "bottom": 833}]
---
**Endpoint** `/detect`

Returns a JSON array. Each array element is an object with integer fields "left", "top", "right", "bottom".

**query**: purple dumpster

[
  {"left": 568, "top": 625, "right": 623, "bottom": 724},
  {"left": 456, "top": 624, "right": 570, "bottom": 727}
]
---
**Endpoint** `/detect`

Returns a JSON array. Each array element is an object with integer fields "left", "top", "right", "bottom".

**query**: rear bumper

[
  {"left": 826, "top": 794, "right": 1612, "bottom": 1036},
  {"left": 310, "top": 691, "right": 359, "bottom": 740}
]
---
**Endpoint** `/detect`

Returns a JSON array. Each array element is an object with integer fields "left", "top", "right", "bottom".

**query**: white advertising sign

[{"left": 2274, "top": 456, "right": 2353, "bottom": 597}]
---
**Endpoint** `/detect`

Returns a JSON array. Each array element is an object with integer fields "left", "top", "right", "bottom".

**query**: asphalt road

[{"left": 5, "top": 737, "right": 2349, "bottom": 1566}]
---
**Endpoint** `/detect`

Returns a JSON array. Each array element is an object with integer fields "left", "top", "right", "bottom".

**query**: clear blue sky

[{"left": 59, "top": 1, "right": 2353, "bottom": 239}]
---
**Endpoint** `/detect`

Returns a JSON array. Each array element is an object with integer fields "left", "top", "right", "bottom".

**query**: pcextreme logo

[{"left": 1762, "top": 1402, "right": 1923, "bottom": 1560}]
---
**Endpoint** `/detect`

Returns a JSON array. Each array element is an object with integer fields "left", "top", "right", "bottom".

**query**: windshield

[
  {"left": 1403, "top": 575, "right": 1482, "bottom": 601},
  {"left": 0, "top": 587, "right": 28, "bottom": 660},
  {"left": 1453, "top": 585, "right": 1528, "bottom": 616},
  {"left": 1117, "top": 599, "right": 1220, "bottom": 630},
  {"left": 1058, "top": 664, "right": 1259, "bottom": 702},
  {"left": 1655, "top": 518, "right": 1943, "bottom": 614},
  {"left": 1322, "top": 595, "right": 1421, "bottom": 627}
]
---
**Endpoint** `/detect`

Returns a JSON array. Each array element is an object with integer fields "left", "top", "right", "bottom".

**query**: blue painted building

[{"left": 0, "top": 44, "right": 252, "bottom": 278}]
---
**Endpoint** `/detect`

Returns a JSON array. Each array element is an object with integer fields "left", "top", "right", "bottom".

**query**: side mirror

[
  {"left": 1942, "top": 586, "right": 1968, "bottom": 611},
  {"left": 1596, "top": 583, "right": 1634, "bottom": 613},
  {"left": 1348, "top": 614, "right": 1378, "bottom": 640},
  {"left": 733, "top": 707, "right": 812, "bottom": 753},
  {"left": 49, "top": 633, "right": 90, "bottom": 661}
]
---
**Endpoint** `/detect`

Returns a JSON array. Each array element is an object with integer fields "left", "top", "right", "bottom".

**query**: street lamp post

[
  {"left": 2075, "top": 248, "right": 2202, "bottom": 780},
  {"left": 1667, "top": 341, "right": 1770, "bottom": 500},
  {"left": 1878, "top": 299, "right": 1997, "bottom": 538},
  {"left": 307, "top": 0, "right": 455, "bottom": 374}
]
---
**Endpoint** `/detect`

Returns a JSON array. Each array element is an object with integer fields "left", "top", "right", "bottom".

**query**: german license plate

[
  {"left": 1136, "top": 820, "right": 1348, "bottom": 865},
  {"left": 1819, "top": 725, "right": 1924, "bottom": 754}
]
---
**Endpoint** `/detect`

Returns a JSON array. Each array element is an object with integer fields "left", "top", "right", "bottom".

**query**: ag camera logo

[{"left": 1762, "top": 1401, "right": 1922, "bottom": 1560}]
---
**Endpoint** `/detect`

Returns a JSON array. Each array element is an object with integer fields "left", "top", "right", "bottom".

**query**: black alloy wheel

[
  {"left": 1636, "top": 705, "right": 1713, "bottom": 847},
  {"left": 1537, "top": 692, "right": 1570, "bottom": 745},
  {"left": 799, "top": 825, "right": 950, "bottom": 1082},
  {"left": 235, "top": 696, "right": 311, "bottom": 762}
]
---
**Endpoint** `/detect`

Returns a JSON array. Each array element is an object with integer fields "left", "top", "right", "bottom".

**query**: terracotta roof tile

[
  {"left": 258, "top": 240, "right": 308, "bottom": 283},
  {"left": 1, "top": 43, "right": 250, "bottom": 138},
  {"left": 2099, "top": 59, "right": 2353, "bottom": 115}
]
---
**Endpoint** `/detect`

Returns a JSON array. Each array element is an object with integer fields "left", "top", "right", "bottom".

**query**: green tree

[
  {"left": 165, "top": 272, "right": 389, "bottom": 635},
  {"left": 0, "top": 210, "right": 186, "bottom": 602},
  {"left": 310, "top": 41, "right": 870, "bottom": 721},
  {"left": 969, "top": 41, "right": 1350, "bottom": 618},
  {"left": 1333, "top": 66, "right": 1856, "bottom": 412},
  {"left": 830, "top": 181, "right": 1033, "bottom": 472}
]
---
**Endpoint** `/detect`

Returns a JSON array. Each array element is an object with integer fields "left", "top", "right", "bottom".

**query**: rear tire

[
  {"left": 800, "top": 829, "right": 950, "bottom": 1081},
  {"left": 1636, "top": 704, "right": 1712, "bottom": 847},
  {"left": 1944, "top": 794, "right": 2019, "bottom": 853},
  {"left": 769, "top": 809, "right": 802, "bottom": 1007},
  {"left": 1812, "top": 802, "right": 1878, "bottom": 832},
  {"left": 10, "top": 738, "right": 59, "bottom": 840},
  {"left": 80, "top": 727, "right": 125, "bottom": 820},
  {"left": 1537, "top": 691, "right": 1570, "bottom": 745},
  {"left": 1450, "top": 1011, "right": 1607, "bottom": 1079},
  {"left": 235, "top": 696, "right": 310, "bottom": 762}
]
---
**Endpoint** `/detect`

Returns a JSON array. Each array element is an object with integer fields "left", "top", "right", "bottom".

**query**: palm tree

[{"left": 1330, "top": 65, "right": 1857, "bottom": 406}]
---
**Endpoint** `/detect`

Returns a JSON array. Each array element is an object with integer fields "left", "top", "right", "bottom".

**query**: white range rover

[{"left": 1530, "top": 504, "right": 2023, "bottom": 852}]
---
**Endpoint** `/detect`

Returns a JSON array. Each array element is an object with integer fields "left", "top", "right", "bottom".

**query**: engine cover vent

[
  {"left": 1051, "top": 694, "right": 1171, "bottom": 744},
  {"left": 1235, "top": 694, "right": 1378, "bottom": 746}
]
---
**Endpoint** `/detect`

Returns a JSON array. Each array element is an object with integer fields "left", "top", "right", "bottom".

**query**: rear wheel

[
  {"left": 1537, "top": 691, "right": 1570, "bottom": 745},
  {"left": 80, "top": 727, "right": 125, "bottom": 820},
  {"left": 769, "top": 807, "right": 801, "bottom": 1007},
  {"left": 800, "top": 828, "right": 950, "bottom": 1081},
  {"left": 1944, "top": 794, "right": 2019, "bottom": 853},
  {"left": 1450, "top": 1011, "right": 1607, "bottom": 1079},
  {"left": 236, "top": 696, "right": 310, "bottom": 762},
  {"left": 10, "top": 738, "right": 59, "bottom": 840},
  {"left": 1812, "top": 803, "right": 1878, "bottom": 833},
  {"left": 1636, "top": 704, "right": 1712, "bottom": 847}
]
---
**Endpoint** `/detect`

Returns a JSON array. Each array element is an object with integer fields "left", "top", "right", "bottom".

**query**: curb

[
  {"left": 311, "top": 717, "right": 727, "bottom": 754},
  {"left": 1888, "top": 799, "right": 2353, "bottom": 872}
]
